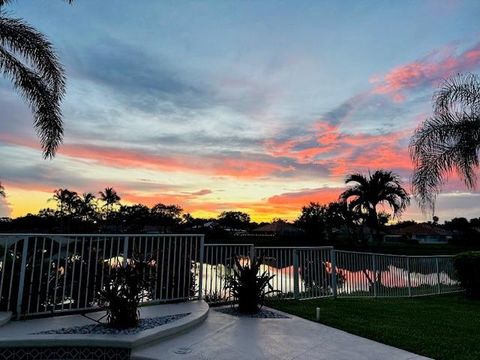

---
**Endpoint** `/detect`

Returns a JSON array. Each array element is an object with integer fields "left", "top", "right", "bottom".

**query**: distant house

[
  {"left": 253, "top": 220, "right": 304, "bottom": 236},
  {"left": 385, "top": 223, "right": 453, "bottom": 244}
]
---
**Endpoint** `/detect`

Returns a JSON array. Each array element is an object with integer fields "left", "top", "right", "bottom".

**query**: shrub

[
  {"left": 224, "top": 255, "right": 278, "bottom": 314},
  {"left": 98, "top": 257, "right": 153, "bottom": 328},
  {"left": 453, "top": 251, "right": 480, "bottom": 298}
]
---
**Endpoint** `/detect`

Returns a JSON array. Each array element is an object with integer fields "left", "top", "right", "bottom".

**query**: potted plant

[
  {"left": 98, "top": 257, "right": 152, "bottom": 328},
  {"left": 225, "top": 255, "right": 277, "bottom": 314}
]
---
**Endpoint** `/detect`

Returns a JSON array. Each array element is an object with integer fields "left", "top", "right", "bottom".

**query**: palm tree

[
  {"left": 77, "top": 192, "right": 97, "bottom": 222},
  {"left": 410, "top": 73, "right": 480, "bottom": 211},
  {"left": 339, "top": 170, "right": 410, "bottom": 243},
  {"left": 0, "top": 0, "right": 73, "bottom": 158},
  {"left": 99, "top": 187, "right": 121, "bottom": 218},
  {"left": 50, "top": 188, "right": 79, "bottom": 217}
]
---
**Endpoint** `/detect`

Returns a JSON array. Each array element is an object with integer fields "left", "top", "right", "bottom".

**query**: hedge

[{"left": 453, "top": 251, "right": 480, "bottom": 298}]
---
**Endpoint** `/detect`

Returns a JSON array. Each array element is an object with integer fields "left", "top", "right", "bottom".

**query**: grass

[{"left": 267, "top": 294, "right": 480, "bottom": 360}]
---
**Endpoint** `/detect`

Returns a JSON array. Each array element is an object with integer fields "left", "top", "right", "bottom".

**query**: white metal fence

[
  {"left": 334, "top": 250, "right": 462, "bottom": 297},
  {"left": 0, "top": 234, "right": 462, "bottom": 319},
  {"left": 199, "top": 245, "right": 461, "bottom": 302},
  {"left": 0, "top": 234, "right": 203, "bottom": 318}
]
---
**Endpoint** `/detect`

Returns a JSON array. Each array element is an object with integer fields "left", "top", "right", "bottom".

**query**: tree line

[
  {"left": 0, "top": 170, "right": 409, "bottom": 240},
  {"left": 1, "top": 170, "right": 480, "bottom": 247}
]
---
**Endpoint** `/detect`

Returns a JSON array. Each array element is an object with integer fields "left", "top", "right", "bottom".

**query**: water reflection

[{"left": 198, "top": 260, "right": 461, "bottom": 301}]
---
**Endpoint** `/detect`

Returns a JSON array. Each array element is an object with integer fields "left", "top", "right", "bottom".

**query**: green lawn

[{"left": 267, "top": 294, "right": 480, "bottom": 360}]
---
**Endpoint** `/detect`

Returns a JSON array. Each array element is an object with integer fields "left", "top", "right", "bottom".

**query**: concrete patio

[
  {"left": 132, "top": 306, "right": 431, "bottom": 360},
  {"left": 0, "top": 302, "right": 432, "bottom": 360}
]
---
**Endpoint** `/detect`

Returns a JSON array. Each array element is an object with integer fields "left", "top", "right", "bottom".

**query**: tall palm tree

[
  {"left": 0, "top": 0, "right": 73, "bottom": 157},
  {"left": 77, "top": 192, "right": 97, "bottom": 222},
  {"left": 410, "top": 73, "right": 480, "bottom": 211},
  {"left": 99, "top": 187, "right": 121, "bottom": 218},
  {"left": 50, "top": 188, "right": 79, "bottom": 216},
  {"left": 339, "top": 170, "right": 410, "bottom": 242}
]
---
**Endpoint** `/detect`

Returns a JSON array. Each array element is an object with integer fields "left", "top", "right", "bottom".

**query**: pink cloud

[
  {"left": 0, "top": 133, "right": 293, "bottom": 180},
  {"left": 267, "top": 187, "right": 343, "bottom": 210},
  {"left": 371, "top": 42, "right": 480, "bottom": 101},
  {"left": 265, "top": 121, "right": 412, "bottom": 178}
]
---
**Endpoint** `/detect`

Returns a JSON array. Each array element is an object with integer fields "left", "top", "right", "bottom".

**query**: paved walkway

[{"left": 132, "top": 306, "right": 431, "bottom": 360}]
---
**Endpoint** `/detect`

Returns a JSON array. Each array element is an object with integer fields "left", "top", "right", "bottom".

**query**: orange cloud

[{"left": 267, "top": 187, "right": 342, "bottom": 209}]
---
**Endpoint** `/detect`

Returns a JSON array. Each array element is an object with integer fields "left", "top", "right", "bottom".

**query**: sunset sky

[{"left": 1, "top": 0, "right": 480, "bottom": 222}]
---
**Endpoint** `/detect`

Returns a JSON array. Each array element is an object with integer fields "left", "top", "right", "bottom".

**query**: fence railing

[
  {"left": 0, "top": 234, "right": 203, "bottom": 318},
  {"left": 334, "top": 250, "right": 462, "bottom": 297},
  {"left": 199, "top": 245, "right": 461, "bottom": 301},
  {"left": 0, "top": 234, "right": 462, "bottom": 319}
]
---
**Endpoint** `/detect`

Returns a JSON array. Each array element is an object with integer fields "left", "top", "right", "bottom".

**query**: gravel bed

[
  {"left": 32, "top": 313, "right": 191, "bottom": 335},
  {"left": 215, "top": 307, "right": 289, "bottom": 318}
]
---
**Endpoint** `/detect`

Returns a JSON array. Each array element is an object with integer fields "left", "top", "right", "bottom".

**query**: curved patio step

[{"left": 0, "top": 301, "right": 209, "bottom": 350}]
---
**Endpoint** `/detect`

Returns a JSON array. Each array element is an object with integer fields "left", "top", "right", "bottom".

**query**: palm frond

[
  {"left": 410, "top": 74, "right": 480, "bottom": 211},
  {"left": 344, "top": 173, "right": 368, "bottom": 187},
  {"left": 340, "top": 170, "right": 409, "bottom": 224},
  {"left": 0, "top": 17, "right": 65, "bottom": 97},
  {"left": 0, "top": 46, "right": 63, "bottom": 158},
  {"left": 434, "top": 73, "right": 480, "bottom": 116}
]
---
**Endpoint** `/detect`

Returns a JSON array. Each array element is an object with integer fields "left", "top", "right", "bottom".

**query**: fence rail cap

[
  {"left": 205, "top": 243, "right": 254, "bottom": 246},
  {"left": 0, "top": 233, "right": 205, "bottom": 237},
  {"left": 255, "top": 246, "right": 334, "bottom": 249},
  {"left": 335, "top": 250, "right": 455, "bottom": 258}
]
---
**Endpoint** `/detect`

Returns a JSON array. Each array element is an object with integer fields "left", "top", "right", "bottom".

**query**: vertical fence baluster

[
  {"left": 52, "top": 237, "right": 62, "bottom": 314},
  {"left": 15, "top": 237, "right": 29, "bottom": 319},
  {"left": 407, "top": 256, "right": 412, "bottom": 297},
  {"left": 61, "top": 237, "right": 70, "bottom": 310},
  {"left": 293, "top": 249, "right": 299, "bottom": 299},
  {"left": 372, "top": 253, "right": 377, "bottom": 298},
  {"left": 7, "top": 240, "right": 18, "bottom": 313},
  {"left": 27, "top": 236, "right": 38, "bottom": 315},
  {"left": 436, "top": 257, "right": 441, "bottom": 294},
  {"left": 331, "top": 248, "right": 337, "bottom": 298},
  {"left": 198, "top": 236, "right": 204, "bottom": 301}
]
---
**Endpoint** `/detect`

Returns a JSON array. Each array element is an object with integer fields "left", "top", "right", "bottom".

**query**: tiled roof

[{"left": 389, "top": 223, "right": 452, "bottom": 236}]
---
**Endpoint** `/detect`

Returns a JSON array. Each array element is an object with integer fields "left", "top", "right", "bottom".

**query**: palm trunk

[{"left": 369, "top": 207, "right": 382, "bottom": 244}]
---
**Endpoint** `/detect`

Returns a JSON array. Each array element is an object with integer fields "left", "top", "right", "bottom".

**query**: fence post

[
  {"left": 198, "top": 235, "right": 205, "bottom": 301},
  {"left": 16, "top": 236, "right": 29, "bottom": 319},
  {"left": 250, "top": 245, "right": 256, "bottom": 263},
  {"left": 407, "top": 256, "right": 412, "bottom": 297},
  {"left": 436, "top": 257, "right": 441, "bottom": 294},
  {"left": 330, "top": 248, "right": 337, "bottom": 298},
  {"left": 372, "top": 254, "right": 377, "bottom": 298},
  {"left": 293, "top": 249, "right": 300, "bottom": 299},
  {"left": 122, "top": 236, "right": 129, "bottom": 266}
]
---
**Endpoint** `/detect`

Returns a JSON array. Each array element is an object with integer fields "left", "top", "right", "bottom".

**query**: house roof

[
  {"left": 388, "top": 223, "right": 452, "bottom": 236},
  {"left": 254, "top": 221, "right": 303, "bottom": 234}
]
